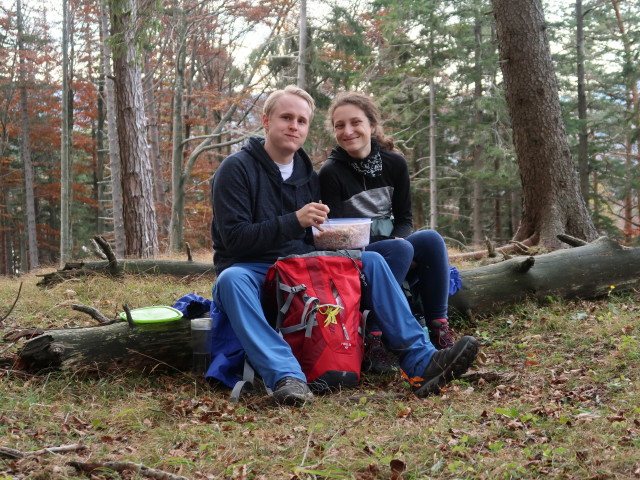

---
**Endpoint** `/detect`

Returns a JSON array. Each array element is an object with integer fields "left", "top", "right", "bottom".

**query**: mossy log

[
  {"left": 450, "top": 236, "right": 640, "bottom": 319},
  {"left": 14, "top": 320, "right": 192, "bottom": 373}
]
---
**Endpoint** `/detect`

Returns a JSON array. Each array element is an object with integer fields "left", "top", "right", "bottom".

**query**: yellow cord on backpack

[{"left": 317, "top": 304, "right": 343, "bottom": 327}]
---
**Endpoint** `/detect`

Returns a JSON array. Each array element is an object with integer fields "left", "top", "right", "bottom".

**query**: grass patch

[{"left": 1, "top": 264, "right": 639, "bottom": 479}]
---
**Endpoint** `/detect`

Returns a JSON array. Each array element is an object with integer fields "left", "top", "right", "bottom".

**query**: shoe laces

[
  {"left": 430, "top": 320, "right": 454, "bottom": 349},
  {"left": 275, "top": 377, "right": 303, "bottom": 390}
]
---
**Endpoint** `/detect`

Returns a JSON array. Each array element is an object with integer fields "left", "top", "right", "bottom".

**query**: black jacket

[
  {"left": 211, "top": 137, "right": 318, "bottom": 273},
  {"left": 319, "top": 145, "right": 413, "bottom": 241}
]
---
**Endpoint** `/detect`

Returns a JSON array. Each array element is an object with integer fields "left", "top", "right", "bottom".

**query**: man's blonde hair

[{"left": 263, "top": 85, "right": 315, "bottom": 120}]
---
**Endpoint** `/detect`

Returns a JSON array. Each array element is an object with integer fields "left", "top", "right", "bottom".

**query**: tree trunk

[
  {"left": 59, "top": 0, "right": 73, "bottom": 266},
  {"left": 143, "top": 54, "right": 168, "bottom": 236},
  {"left": 428, "top": 74, "right": 437, "bottom": 229},
  {"left": 297, "top": 0, "right": 308, "bottom": 89},
  {"left": 491, "top": 0, "right": 598, "bottom": 249},
  {"left": 169, "top": 4, "right": 188, "bottom": 252},
  {"left": 17, "top": 0, "right": 39, "bottom": 271},
  {"left": 96, "top": 56, "right": 107, "bottom": 236},
  {"left": 576, "top": 0, "right": 589, "bottom": 205},
  {"left": 110, "top": 0, "right": 159, "bottom": 258},
  {"left": 471, "top": 17, "right": 484, "bottom": 247},
  {"left": 100, "top": 0, "right": 125, "bottom": 258},
  {"left": 610, "top": 0, "right": 639, "bottom": 243}
]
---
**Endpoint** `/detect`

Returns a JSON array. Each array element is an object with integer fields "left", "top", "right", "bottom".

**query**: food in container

[{"left": 312, "top": 218, "right": 372, "bottom": 250}]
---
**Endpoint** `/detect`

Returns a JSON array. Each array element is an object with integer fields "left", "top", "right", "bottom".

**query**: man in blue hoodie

[{"left": 211, "top": 85, "right": 479, "bottom": 405}]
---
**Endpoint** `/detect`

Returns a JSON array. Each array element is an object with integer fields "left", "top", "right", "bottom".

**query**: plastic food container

[
  {"left": 312, "top": 218, "right": 372, "bottom": 250},
  {"left": 119, "top": 306, "right": 183, "bottom": 324}
]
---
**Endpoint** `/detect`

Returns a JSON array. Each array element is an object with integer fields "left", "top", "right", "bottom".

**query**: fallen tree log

[
  {"left": 449, "top": 236, "right": 640, "bottom": 319},
  {"left": 13, "top": 320, "right": 192, "bottom": 373},
  {"left": 37, "top": 259, "right": 215, "bottom": 287},
  {"left": 10, "top": 236, "right": 639, "bottom": 374}
]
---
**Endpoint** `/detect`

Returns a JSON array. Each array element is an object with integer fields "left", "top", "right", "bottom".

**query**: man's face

[{"left": 262, "top": 93, "right": 312, "bottom": 159}]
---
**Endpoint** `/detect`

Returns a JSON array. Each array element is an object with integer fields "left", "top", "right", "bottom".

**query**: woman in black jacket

[{"left": 319, "top": 92, "right": 457, "bottom": 363}]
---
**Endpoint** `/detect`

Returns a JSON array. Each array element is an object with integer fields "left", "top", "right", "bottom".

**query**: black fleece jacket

[
  {"left": 211, "top": 137, "right": 318, "bottom": 274},
  {"left": 319, "top": 145, "right": 413, "bottom": 241}
]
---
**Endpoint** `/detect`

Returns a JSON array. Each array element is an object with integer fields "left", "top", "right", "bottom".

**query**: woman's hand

[{"left": 296, "top": 202, "right": 330, "bottom": 229}]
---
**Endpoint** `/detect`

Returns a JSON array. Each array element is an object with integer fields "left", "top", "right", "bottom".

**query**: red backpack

[{"left": 265, "top": 251, "right": 366, "bottom": 391}]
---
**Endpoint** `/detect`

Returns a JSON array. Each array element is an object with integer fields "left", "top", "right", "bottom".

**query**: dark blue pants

[{"left": 366, "top": 230, "right": 450, "bottom": 321}]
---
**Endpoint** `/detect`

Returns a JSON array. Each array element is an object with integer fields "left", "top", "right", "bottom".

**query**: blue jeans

[
  {"left": 366, "top": 230, "right": 450, "bottom": 321},
  {"left": 212, "top": 251, "right": 435, "bottom": 389}
]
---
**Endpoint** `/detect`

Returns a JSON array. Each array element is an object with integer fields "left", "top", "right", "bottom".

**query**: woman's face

[{"left": 332, "top": 104, "right": 374, "bottom": 159}]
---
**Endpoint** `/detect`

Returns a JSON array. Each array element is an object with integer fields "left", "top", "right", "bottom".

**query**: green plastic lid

[{"left": 119, "top": 306, "right": 183, "bottom": 324}]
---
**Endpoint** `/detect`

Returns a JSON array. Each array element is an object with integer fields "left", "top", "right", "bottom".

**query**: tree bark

[
  {"left": 576, "top": 0, "right": 589, "bottom": 205},
  {"left": 491, "top": 0, "right": 598, "bottom": 249},
  {"left": 471, "top": 16, "right": 484, "bottom": 247},
  {"left": 169, "top": 3, "right": 188, "bottom": 251},
  {"left": 449, "top": 237, "right": 640, "bottom": 319},
  {"left": 110, "top": 0, "right": 159, "bottom": 258},
  {"left": 17, "top": 0, "right": 39, "bottom": 271},
  {"left": 14, "top": 319, "right": 192, "bottom": 373},
  {"left": 297, "top": 0, "right": 308, "bottom": 89},
  {"left": 143, "top": 54, "right": 168, "bottom": 236},
  {"left": 100, "top": 0, "right": 125, "bottom": 258},
  {"left": 610, "top": 0, "right": 639, "bottom": 243},
  {"left": 36, "top": 258, "right": 215, "bottom": 286}
]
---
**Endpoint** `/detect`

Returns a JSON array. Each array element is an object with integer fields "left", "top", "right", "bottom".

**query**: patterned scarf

[{"left": 348, "top": 139, "right": 383, "bottom": 178}]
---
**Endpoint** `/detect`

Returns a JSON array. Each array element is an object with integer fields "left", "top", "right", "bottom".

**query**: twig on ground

[
  {"left": 1, "top": 282, "right": 23, "bottom": 322},
  {"left": 67, "top": 461, "right": 190, "bottom": 480},
  {"left": 0, "top": 443, "right": 86, "bottom": 459},
  {"left": 460, "top": 370, "right": 517, "bottom": 383},
  {"left": 557, "top": 233, "right": 588, "bottom": 247},
  {"left": 0, "top": 368, "right": 37, "bottom": 379},
  {"left": 299, "top": 424, "right": 315, "bottom": 467},
  {"left": 71, "top": 304, "right": 114, "bottom": 324}
]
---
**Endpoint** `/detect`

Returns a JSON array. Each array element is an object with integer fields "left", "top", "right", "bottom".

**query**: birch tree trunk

[
  {"left": 100, "top": 0, "right": 125, "bottom": 258},
  {"left": 17, "top": 0, "right": 39, "bottom": 271},
  {"left": 109, "top": 0, "right": 158, "bottom": 258},
  {"left": 491, "top": 0, "right": 598, "bottom": 249}
]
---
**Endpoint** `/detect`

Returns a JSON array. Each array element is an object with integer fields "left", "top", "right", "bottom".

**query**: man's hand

[{"left": 296, "top": 202, "right": 330, "bottom": 229}]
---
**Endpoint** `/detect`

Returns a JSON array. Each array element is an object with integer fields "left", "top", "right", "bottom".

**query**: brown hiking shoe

[
  {"left": 273, "top": 377, "right": 314, "bottom": 405},
  {"left": 413, "top": 335, "right": 479, "bottom": 398}
]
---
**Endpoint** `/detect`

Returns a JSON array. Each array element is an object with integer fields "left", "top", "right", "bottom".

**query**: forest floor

[{"left": 1, "top": 252, "right": 639, "bottom": 480}]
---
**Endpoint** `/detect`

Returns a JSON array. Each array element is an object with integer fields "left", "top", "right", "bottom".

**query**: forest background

[{"left": 1, "top": 0, "right": 639, "bottom": 274}]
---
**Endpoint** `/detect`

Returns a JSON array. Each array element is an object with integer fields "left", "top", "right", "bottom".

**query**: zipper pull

[{"left": 341, "top": 323, "right": 350, "bottom": 341}]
